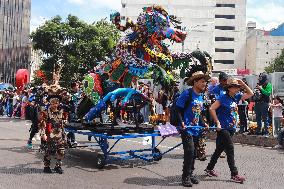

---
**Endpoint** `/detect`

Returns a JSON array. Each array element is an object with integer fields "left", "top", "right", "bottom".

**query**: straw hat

[
  {"left": 224, "top": 78, "right": 241, "bottom": 89},
  {"left": 186, "top": 71, "right": 211, "bottom": 86}
]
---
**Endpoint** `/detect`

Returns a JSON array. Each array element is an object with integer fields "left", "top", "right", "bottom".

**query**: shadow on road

[
  {"left": 161, "top": 153, "right": 212, "bottom": 160},
  {"left": 0, "top": 161, "right": 43, "bottom": 175},
  {"left": 65, "top": 148, "right": 158, "bottom": 172},
  {"left": 0, "top": 143, "right": 158, "bottom": 175},
  {"left": 123, "top": 173, "right": 234, "bottom": 187}
]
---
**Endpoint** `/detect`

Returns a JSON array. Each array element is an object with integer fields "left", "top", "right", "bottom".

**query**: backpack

[{"left": 170, "top": 89, "right": 192, "bottom": 126}]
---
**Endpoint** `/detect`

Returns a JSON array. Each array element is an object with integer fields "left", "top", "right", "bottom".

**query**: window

[
  {"left": 215, "top": 26, "right": 235, "bottom": 30},
  {"left": 215, "top": 48, "right": 234, "bottom": 53},
  {"left": 214, "top": 60, "right": 234, "bottom": 64},
  {"left": 215, "top": 15, "right": 235, "bottom": 19},
  {"left": 216, "top": 4, "right": 235, "bottom": 8},
  {"left": 215, "top": 37, "right": 234, "bottom": 41}
]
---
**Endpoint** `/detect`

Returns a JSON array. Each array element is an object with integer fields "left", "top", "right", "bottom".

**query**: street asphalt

[{"left": 0, "top": 117, "right": 283, "bottom": 189}]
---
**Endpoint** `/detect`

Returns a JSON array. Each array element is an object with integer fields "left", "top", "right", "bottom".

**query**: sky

[{"left": 31, "top": 0, "right": 284, "bottom": 32}]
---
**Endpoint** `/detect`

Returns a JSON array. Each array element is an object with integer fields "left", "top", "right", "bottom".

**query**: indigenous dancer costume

[{"left": 40, "top": 86, "right": 67, "bottom": 174}]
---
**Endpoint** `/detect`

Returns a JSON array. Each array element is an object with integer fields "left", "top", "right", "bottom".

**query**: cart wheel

[
  {"left": 96, "top": 154, "right": 106, "bottom": 169},
  {"left": 153, "top": 147, "right": 162, "bottom": 161}
]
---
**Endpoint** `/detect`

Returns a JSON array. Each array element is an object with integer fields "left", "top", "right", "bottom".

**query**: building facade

[
  {"left": 0, "top": 0, "right": 31, "bottom": 84},
  {"left": 30, "top": 48, "right": 43, "bottom": 81},
  {"left": 246, "top": 22, "right": 284, "bottom": 75},
  {"left": 120, "top": 0, "right": 246, "bottom": 71}
]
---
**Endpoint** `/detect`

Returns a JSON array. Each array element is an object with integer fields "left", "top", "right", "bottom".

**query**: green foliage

[
  {"left": 30, "top": 15, "right": 120, "bottom": 87},
  {"left": 265, "top": 49, "right": 284, "bottom": 73}
]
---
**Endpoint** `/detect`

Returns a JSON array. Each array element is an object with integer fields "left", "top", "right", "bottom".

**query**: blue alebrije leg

[{"left": 85, "top": 100, "right": 107, "bottom": 122}]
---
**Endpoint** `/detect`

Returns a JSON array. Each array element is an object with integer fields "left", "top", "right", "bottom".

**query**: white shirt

[
  {"left": 272, "top": 104, "right": 283, "bottom": 118},
  {"left": 12, "top": 95, "right": 18, "bottom": 106}
]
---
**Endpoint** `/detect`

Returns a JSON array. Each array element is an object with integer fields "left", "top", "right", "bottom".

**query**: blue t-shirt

[
  {"left": 176, "top": 88, "right": 204, "bottom": 136},
  {"left": 212, "top": 84, "right": 225, "bottom": 98},
  {"left": 217, "top": 93, "right": 243, "bottom": 130}
]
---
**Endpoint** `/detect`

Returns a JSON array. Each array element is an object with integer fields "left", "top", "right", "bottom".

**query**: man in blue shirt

[
  {"left": 205, "top": 78, "right": 253, "bottom": 183},
  {"left": 176, "top": 69, "right": 210, "bottom": 187},
  {"left": 212, "top": 72, "right": 228, "bottom": 98}
]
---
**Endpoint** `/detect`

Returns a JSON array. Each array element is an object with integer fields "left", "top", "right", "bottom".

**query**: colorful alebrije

[{"left": 82, "top": 5, "right": 212, "bottom": 109}]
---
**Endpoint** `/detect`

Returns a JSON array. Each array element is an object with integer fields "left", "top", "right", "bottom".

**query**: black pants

[
  {"left": 238, "top": 105, "right": 248, "bottom": 132},
  {"left": 206, "top": 130, "right": 238, "bottom": 176},
  {"left": 67, "top": 132, "right": 75, "bottom": 142},
  {"left": 28, "top": 122, "right": 39, "bottom": 142},
  {"left": 181, "top": 130, "right": 195, "bottom": 178}
]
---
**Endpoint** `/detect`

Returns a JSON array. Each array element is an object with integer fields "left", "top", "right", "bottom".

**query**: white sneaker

[
  {"left": 71, "top": 141, "right": 78, "bottom": 147},
  {"left": 274, "top": 144, "right": 284, "bottom": 149},
  {"left": 32, "top": 137, "right": 36, "bottom": 141}
]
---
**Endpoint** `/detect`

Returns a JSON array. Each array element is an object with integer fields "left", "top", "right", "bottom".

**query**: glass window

[
  {"left": 215, "top": 15, "right": 235, "bottom": 19},
  {"left": 215, "top": 37, "right": 234, "bottom": 41},
  {"left": 215, "top": 26, "right": 235, "bottom": 30},
  {"left": 215, "top": 48, "right": 234, "bottom": 53},
  {"left": 214, "top": 60, "right": 234, "bottom": 64},
  {"left": 216, "top": 4, "right": 235, "bottom": 8}
]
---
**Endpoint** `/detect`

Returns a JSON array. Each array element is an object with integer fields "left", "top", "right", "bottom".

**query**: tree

[
  {"left": 30, "top": 15, "right": 120, "bottom": 87},
  {"left": 265, "top": 49, "right": 284, "bottom": 73}
]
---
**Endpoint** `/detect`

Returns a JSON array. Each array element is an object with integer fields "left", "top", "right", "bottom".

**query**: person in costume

[
  {"left": 39, "top": 85, "right": 68, "bottom": 174},
  {"left": 176, "top": 65, "right": 210, "bottom": 187},
  {"left": 205, "top": 78, "right": 253, "bottom": 183}
]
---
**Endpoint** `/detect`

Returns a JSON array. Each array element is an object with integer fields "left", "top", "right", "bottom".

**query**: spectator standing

[
  {"left": 21, "top": 92, "right": 29, "bottom": 119},
  {"left": 67, "top": 82, "right": 81, "bottom": 146},
  {"left": 254, "top": 73, "right": 272, "bottom": 136},
  {"left": 149, "top": 92, "right": 155, "bottom": 116},
  {"left": 238, "top": 78, "right": 249, "bottom": 133},
  {"left": 140, "top": 85, "right": 150, "bottom": 123},
  {"left": 156, "top": 90, "right": 165, "bottom": 123},
  {"left": 208, "top": 77, "right": 219, "bottom": 95},
  {"left": 271, "top": 96, "right": 283, "bottom": 136}
]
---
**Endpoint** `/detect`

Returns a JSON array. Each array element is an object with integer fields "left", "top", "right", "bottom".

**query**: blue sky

[{"left": 31, "top": 0, "right": 284, "bottom": 32}]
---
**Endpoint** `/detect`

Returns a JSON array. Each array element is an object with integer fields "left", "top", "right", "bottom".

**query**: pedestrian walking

[
  {"left": 205, "top": 78, "right": 253, "bottom": 183},
  {"left": 176, "top": 66, "right": 210, "bottom": 187}
]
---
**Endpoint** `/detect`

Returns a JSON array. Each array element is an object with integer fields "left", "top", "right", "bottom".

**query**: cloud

[
  {"left": 247, "top": 0, "right": 284, "bottom": 30},
  {"left": 30, "top": 16, "right": 48, "bottom": 32},
  {"left": 67, "top": 0, "right": 121, "bottom": 10},
  {"left": 67, "top": 0, "right": 85, "bottom": 5}
]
